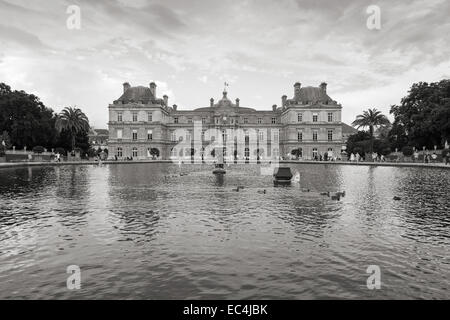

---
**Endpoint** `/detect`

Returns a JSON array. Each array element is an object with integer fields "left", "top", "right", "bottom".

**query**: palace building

[{"left": 108, "top": 82, "right": 346, "bottom": 160}]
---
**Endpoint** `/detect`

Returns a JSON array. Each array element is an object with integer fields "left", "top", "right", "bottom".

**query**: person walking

[{"left": 350, "top": 153, "right": 355, "bottom": 162}]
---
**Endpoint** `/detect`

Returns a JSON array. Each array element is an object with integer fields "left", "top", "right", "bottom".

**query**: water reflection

[{"left": 0, "top": 163, "right": 449, "bottom": 299}]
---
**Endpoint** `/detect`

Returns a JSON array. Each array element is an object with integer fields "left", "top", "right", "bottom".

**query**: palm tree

[
  {"left": 352, "top": 108, "right": 390, "bottom": 156},
  {"left": 55, "top": 107, "right": 90, "bottom": 151}
]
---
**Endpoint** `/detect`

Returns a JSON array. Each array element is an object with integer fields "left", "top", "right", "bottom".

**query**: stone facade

[{"left": 108, "top": 82, "right": 346, "bottom": 160}]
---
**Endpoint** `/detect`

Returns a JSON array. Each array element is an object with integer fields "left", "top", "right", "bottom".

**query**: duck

[
  {"left": 393, "top": 196, "right": 401, "bottom": 201},
  {"left": 257, "top": 189, "right": 267, "bottom": 194},
  {"left": 331, "top": 193, "right": 341, "bottom": 201},
  {"left": 302, "top": 188, "right": 310, "bottom": 192},
  {"left": 320, "top": 192, "right": 330, "bottom": 197},
  {"left": 337, "top": 191, "right": 346, "bottom": 197}
]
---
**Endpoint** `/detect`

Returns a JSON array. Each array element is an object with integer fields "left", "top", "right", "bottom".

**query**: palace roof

[{"left": 117, "top": 86, "right": 155, "bottom": 104}]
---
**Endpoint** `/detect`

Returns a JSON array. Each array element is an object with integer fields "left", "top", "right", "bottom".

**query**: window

[
  {"left": 271, "top": 118, "right": 276, "bottom": 124},
  {"left": 117, "top": 147, "right": 123, "bottom": 157},
  {"left": 297, "top": 113, "right": 302, "bottom": 122},
  {"left": 147, "top": 130, "right": 153, "bottom": 141},
  {"left": 258, "top": 130, "right": 264, "bottom": 141},
  {"left": 186, "top": 131, "right": 191, "bottom": 141},
  {"left": 117, "top": 112, "right": 123, "bottom": 122},
  {"left": 132, "top": 130, "right": 138, "bottom": 141},
  {"left": 174, "top": 117, "right": 179, "bottom": 124},
  {"left": 298, "top": 131, "right": 302, "bottom": 142},
  {"left": 327, "top": 112, "right": 333, "bottom": 122},
  {"left": 245, "top": 148, "right": 250, "bottom": 158},
  {"left": 188, "top": 118, "right": 193, "bottom": 124},
  {"left": 257, "top": 118, "right": 262, "bottom": 124},
  {"left": 171, "top": 148, "right": 177, "bottom": 158},
  {"left": 328, "top": 130, "right": 333, "bottom": 141},
  {"left": 148, "top": 112, "right": 153, "bottom": 122},
  {"left": 273, "top": 148, "right": 279, "bottom": 158},
  {"left": 313, "top": 113, "right": 318, "bottom": 122},
  {"left": 222, "top": 130, "right": 227, "bottom": 143},
  {"left": 116, "top": 129, "right": 123, "bottom": 139},
  {"left": 313, "top": 130, "right": 318, "bottom": 141},
  {"left": 171, "top": 131, "right": 177, "bottom": 142},
  {"left": 244, "top": 118, "right": 248, "bottom": 124},
  {"left": 244, "top": 130, "right": 249, "bottom": 143},
  {"left": 132, "top": 112, "right": 138, "bottom": 122},
  {"left": 201, "top": 130, "right": 206, "bottom": 141},
  {"left": 202, "top": 118, "right": 206, "bottom": 124},
  {"left": 273, "top": 130, "right": 279, "bottom": 143},
  {"left": 132, "top": 147, "right": 138, "bottom": 158}
]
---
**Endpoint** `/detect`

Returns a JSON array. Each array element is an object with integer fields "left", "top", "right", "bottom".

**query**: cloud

[{"left": 0, "top": 0, "right": 448, "bottom": 127}]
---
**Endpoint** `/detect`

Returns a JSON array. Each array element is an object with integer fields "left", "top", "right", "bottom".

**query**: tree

[
  {"left": 352, "top": 108, "right": 390, "bottom": 155},
  {"left": 55, "top": 107, "right": 90, "bottom": 151},
  {"left": 0, "top": 83, "right": 57, "bottom": 149},
  {"left": 390, "top": 80, "right": 450, "bottom": 149},
  {"left": 346, "top": 130, "right": 392, "bottom": 156}
]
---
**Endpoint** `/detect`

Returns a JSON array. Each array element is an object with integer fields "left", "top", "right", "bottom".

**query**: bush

[
  {"left": 32, "top": 146, "right": 45, "bottom": 154},
  {"left": 381, "top": 147, "right": 392, "bottom": 156},
  {"left": 353, "top": 147, "right": 363, "bottom": 155},
  {"left": 87, "top": 148, "right": 97, "bottom": 158},
  {"left": 54, "top": 147, "right": 65, "bottom": 155},
  {"left": 402, "top": 146, "right": 414, "bottom": 157},
  {"left": 443, "top": 149, "right": 450, "bottom": 157}
]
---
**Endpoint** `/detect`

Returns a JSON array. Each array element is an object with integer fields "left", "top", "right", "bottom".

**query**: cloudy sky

[{"left": 0, "top": 0, "right": 449, "bottom": 128}]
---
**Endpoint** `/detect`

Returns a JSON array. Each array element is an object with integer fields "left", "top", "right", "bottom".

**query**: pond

[{"left": 0, "top": 163, "right": 449, "bottom": 299}]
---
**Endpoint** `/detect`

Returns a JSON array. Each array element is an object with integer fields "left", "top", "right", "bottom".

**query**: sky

[{"left": 0, "top": 0, "right": 449, "bottom": 128}]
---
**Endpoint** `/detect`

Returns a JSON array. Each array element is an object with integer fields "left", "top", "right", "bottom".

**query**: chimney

[
  {"left": 282, "top": 95, "right": 287, "bottom": 107},
  {"left": 163, "top": 95, "right": 169, "bottom": 107},
  {"left": 173, "top": 104, "right": 177, "bottom": 111},
  {"left": 149, "top": 82, "right": 157, "bottom": 97},
  {"left": 320, "top": 82, "right": 327, "bottom": 93},
  {"left": 294, "top": 82, "right": 301, "bottom": 98},
  {"left": 123, "top": 82, "right": 131, "bottom": 93},
  {"left": 272, "top": 104, "right": 277, "bottom": 112},
  {"left": 210, "top": 98, "right": 214, "bottom": 107},
  {"left": 236, "top": 98, "right": 240, "bottom": 107}
]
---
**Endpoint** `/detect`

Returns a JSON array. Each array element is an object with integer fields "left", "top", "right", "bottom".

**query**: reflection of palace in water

[{"left": 108, "top": 82, "right": 350, "bottom": 160}]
